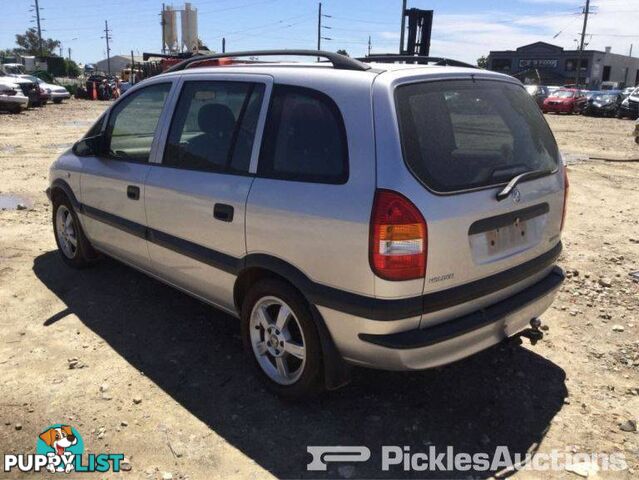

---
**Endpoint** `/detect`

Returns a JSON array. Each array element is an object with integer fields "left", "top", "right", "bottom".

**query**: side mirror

[{"left": 72, "top": 134, "right": 104, "bottom": 157}]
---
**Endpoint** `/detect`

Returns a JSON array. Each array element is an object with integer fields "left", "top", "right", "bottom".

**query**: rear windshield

[{"left": 395, "top": 80, "right": 559, "bottom": 193}]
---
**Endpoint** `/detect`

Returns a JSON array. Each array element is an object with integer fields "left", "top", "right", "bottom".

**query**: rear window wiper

[{"left": 496, "top": 169, "right": 553, "bottom": 201}]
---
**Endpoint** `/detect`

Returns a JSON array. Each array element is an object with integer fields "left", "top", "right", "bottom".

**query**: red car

[{"left": 542, "top": 88, "right": 587, "bottom": 114}]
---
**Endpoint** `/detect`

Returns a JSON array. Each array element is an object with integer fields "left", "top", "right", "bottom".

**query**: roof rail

[
  {"left": 165, "top": 50, "right": 372, "bottom": 73},
  {"left": 357, "top": 55, "right": 477, "bottom": 69}
]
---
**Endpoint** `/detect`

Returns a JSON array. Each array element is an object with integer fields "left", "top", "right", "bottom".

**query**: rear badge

[
  {"left": 428, "top": 273, "right": 454, "bottom": 284},
  {"left": 512, "top": 187, "right": 521, "bottom": 203}
]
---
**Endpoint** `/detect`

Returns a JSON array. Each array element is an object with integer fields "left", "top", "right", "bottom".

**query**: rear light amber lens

[
  {"left": 369, "top": 189, "right": 427, "bottom": 281},
  {"left": 560, "top": 169, "right": 569, "bottom": 231}
]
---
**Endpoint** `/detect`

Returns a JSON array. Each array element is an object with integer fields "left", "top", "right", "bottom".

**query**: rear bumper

[
  {"left": 324, "top": 266, "right": 564, "bottom": 371},
  {"left": 51, "top": 91, "right": 71, "bottom": 99},
  {"left": 0, "top": 95, "right": 29, "bottom": 109}
]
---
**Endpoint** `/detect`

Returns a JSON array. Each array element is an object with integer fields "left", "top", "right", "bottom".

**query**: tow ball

[{"left": 510, "top": 318, "right": 544, "bottom": 346}]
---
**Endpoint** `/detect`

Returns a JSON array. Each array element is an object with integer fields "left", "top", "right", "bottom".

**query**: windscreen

[
  {"left": 395, "top": 79, "right": 559, "bottom": 193},
  {"left": 593, "top": 94, "right": 617, "bottom": 102},
  {"left": 554, "top": 90, "right": 574, "bottom": 98}
]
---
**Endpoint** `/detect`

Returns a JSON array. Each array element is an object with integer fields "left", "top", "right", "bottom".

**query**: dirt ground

[{"left": 1, "top": 100, "right": 638, "bottom": 479}]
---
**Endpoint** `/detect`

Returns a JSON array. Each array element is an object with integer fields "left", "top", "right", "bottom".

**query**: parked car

[
  {"left": 34, "top": 78, "right": 71, "bottom": 104},
  {"left": 600, "top": 81, "right": 622, "bottom": 91},
  {"left": 0, "top": 72, "right": 39, "bottom": 107},
  {"left": 0, "top": 78, "right": 29, "bottom": 113},
  {"left": 547, "top": 85, "right": 561, "bottom": 94},
  {"left": 525, "top": 84, "right": 549, "bottom": 108},
  {"left": 0, "top": 63, "right": 26, "bottom": 75},
  {"left": 621, "top": 86, "right": 637, "bottom": 99},
  {"left": 47, "top": 51, "right": 567, "bottom": 396},
  {"left": 542, "top": 88, "right": 587, "bottom": 114},
  {"left": 583, "top": 90, "right": 623, "bottom": 117},
  {"left": 618, "top": 87, "right": 639, "bottom": 119},
  {"left": 18, "top": 75, "right": 52, "bottom": 105}
]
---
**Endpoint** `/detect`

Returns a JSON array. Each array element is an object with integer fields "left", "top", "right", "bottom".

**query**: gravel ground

[{"left": 0, "top": 99, "right": 638, "bottom": 479}]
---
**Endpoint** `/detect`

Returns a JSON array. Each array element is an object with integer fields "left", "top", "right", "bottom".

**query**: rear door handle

[
  {"left": 127, "top": 185, "right": 140, "bottom": 200},
  {"left": 213, "top": 203, "right": 234, "bottom": 222}
]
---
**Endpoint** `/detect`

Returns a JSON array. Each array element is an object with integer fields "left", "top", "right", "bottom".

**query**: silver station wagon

[{"left": 47, "top": 50, "right": 567, "bottom": 397}]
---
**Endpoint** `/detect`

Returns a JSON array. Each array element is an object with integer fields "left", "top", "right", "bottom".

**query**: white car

[
  {"left": 0, "top": 78, "right": 29, "bottom": 113},
  {"left": 35, "top": 78, "right": 71, "bottom": 104}
]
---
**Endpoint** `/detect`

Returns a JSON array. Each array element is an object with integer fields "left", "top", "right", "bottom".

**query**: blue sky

[{"left": 1, "top": 0, "right": 638, "bottom": 64}]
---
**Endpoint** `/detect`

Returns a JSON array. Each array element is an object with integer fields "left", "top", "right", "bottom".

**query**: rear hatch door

[{"left": 380, "top": 75, "right": 565, "bottom": 325}]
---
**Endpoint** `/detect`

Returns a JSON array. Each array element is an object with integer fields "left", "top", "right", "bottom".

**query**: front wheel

[
  {"left": 241, "top": 279, "right": 323, "bottom": 398},
  {"left": 52, "top": 197, "right": 99, "bottom": 268},
  {"left": 53, "top": 98, "right": 63, "bottom": 104}
]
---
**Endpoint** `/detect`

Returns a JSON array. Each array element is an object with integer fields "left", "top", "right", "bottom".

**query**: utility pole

[
  {"left": 317, "top": 2, "right": 322, "bottom": 57},
  {"left": 368, "top": 35, "right": 371, "bottom": 56},
  {"left": 399, "top": 0, "right": 407, "bottom": 54},
  {"left": 623, "top": 44, "right": 633, "bottom": 86},
  {"left": 68, "top": 47, "right": 71, "bottom": 61},
  {"left": 316, "top": 2, "right": 332, "bottom": 61},
  {"left": 32, "top": 0, "right": 44, "bottom": 57},
  {"left": 574, "top": 0, "right": 590, "bottom": 92},
  {"left": 161, "top": 4, "right": 166, "bottom": 54},
  {"left": 103, "top": 20, "right": 112, "bottom": 75},
  {"left": 222, "top": 37, "right": 226, "bottom": 53},
  {"left": 130, "top": 50, "right": 135, "bottom": 84}
]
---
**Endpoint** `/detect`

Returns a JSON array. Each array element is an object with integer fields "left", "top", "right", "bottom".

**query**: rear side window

[
  {"left": 163, "top": 81, "right": 265, "bottom": 174},
  {"left": 395, "top": 80, "right": 559, "bottom": 193},
  {"left": 258, "top": 85, "right": 348, "bottom": 184}
]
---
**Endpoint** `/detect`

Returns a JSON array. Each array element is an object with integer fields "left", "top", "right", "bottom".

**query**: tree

[
  {"left": 477, "top": 55, "right": 488, "bottom": 69},
  {"left": 65, "top": 59, "right": 81, "bottom": 78},
  {"left": 15, "top": 28, "right": 61, "bottom": 56},
  {"left": 336, "top": 49, "right": 349, "bottom": 57}
]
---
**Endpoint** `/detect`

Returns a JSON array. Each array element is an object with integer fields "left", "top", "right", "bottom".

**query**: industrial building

[
  {"left": 487, "top": 42, "right": 639, "bottom": 88},
  {"left": 95, "top": 55, "right": 144, "bottom": 75}
]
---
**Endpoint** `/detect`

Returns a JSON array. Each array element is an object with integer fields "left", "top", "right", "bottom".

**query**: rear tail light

[
  {"left": 369, "top": 189, "right": 427, "bottom": 281},
  {"left": 560, "top": 169, "right": 569, "bottom": 231}
]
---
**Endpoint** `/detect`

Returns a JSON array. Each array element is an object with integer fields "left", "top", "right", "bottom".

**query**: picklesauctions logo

[{"left": 3, "top": 424, "right": 125, "bottom": 474}]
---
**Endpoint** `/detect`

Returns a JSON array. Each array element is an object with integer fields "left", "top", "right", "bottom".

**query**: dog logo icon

[{"left": 37, "top": 425, "right": 83, "bottom": 473}]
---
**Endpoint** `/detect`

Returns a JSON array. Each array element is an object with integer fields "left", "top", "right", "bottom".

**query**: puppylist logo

[{"left": 3, "top": 424, "right": 124, "bottom": 474}]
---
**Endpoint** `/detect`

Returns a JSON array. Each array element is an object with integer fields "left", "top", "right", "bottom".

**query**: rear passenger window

[
  {"left": 163, "top": 81, "right": 265, "bottom": 174},
  {"left": 258, "top": 85, "right": 348, "bottom": 184}
]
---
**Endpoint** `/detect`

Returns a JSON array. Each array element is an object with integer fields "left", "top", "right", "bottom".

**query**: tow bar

[{"left": 511, "top": 318, "right": 544, "bottom": 346}]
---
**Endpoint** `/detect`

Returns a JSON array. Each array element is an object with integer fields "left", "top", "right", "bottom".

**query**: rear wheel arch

[
  {"left": 233, "top": 258, "right": 352, "bottom": 391},
  {"left": 234, "top": 266, "right": 293, "bottom": 312}
]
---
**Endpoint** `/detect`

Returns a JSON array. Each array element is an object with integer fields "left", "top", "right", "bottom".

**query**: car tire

[
  {"left": 241, "top": 278, "right": 324, "bottom": 398},
  {"left": 53, "top": 99, "right": 63, "bottom": 104},
  {"left": 52, "top": 196, "right": 99, "bottom": 268}
]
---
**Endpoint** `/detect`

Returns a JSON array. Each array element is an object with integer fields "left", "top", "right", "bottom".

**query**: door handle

[
  {"left": 213, "top": 203, "right": 234, "bottom": 222},
  {"left": 126, "top": 185, "right": 140, "bottom": 200}
]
